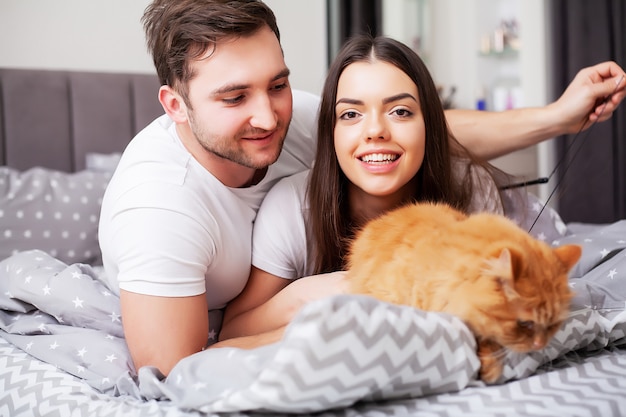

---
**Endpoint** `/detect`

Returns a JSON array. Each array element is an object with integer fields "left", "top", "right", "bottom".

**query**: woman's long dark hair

[{"left": 308, "top": 35, "right": 508, "bottom": 274}]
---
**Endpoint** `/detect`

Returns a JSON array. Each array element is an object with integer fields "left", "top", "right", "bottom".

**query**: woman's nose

[{"left": 365, "top": 114, "right": 388, "bottom": 140}]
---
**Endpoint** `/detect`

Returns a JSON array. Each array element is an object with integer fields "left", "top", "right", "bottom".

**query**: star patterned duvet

[{"left": 1, "top": 220, "right": 626, "bottom": 416}]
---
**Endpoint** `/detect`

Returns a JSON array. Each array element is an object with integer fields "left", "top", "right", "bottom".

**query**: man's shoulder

[
  {"left": 292, "top": 89, "right": 320, "bottom": 109},
  {"left": 281, "top": 89, "right": 319, "bottom": 169},
  {"left": 289, "top": 89, "right": 319, "bottom": 136}
]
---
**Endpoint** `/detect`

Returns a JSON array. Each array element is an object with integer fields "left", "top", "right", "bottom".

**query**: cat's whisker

[{"left": 477, "top": 345, "right": 509, "bottom": 360}]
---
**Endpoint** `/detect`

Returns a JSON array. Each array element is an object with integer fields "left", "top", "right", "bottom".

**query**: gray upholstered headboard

[{"left": 0, "top": 68, "right": 163, "bottom": 172}]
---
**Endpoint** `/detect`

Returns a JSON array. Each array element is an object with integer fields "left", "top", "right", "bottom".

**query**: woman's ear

[{"left": 158, "top": 85, "right": 188, "bottom": 124}]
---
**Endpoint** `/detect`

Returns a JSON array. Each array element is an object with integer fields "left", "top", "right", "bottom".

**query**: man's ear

[{"left": 159, "top": 85, "right": 188, "bottom": 123}]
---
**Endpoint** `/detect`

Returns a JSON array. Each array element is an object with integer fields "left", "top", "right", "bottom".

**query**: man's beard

[{"left": 188, "top": 113, "right": 289, "bottom": 170}]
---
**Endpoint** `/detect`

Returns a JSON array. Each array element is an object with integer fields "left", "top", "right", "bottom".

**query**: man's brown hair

[{"left": 142, "top": 0, "right": 280, "bottom": 100}]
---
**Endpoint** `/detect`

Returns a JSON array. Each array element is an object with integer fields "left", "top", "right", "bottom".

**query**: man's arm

[
  {"left": 120, "top": 290, "right": 208, "bottom": 376},
  {"left": 448, "top": 61, "right": 626, "bottom": 160}
]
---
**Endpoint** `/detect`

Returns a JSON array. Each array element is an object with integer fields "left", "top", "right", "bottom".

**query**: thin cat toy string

[{"left": 522, "top": 74, "right": 625, "bottom": 233}]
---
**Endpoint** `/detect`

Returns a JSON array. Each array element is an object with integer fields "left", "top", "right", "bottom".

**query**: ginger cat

[{"left": 346, "top": 202, "right": 581, "bottom": 384}]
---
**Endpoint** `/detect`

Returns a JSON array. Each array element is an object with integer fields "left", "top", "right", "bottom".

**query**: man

[{"left": 99, "top": 0, "right": 625, "bottom": 376}]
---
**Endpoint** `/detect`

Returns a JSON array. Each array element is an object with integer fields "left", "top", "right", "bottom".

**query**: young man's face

[{"left": 178, "top": 26, "right": 293, "bottom": 178}]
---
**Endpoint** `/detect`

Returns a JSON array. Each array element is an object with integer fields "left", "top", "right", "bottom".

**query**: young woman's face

[{"left": 334, "top": 60, "right": 426, "bottom": 201}]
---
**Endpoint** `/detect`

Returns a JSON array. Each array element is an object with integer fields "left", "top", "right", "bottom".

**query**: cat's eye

[{"left": 517, "top": 320, "right": 535, "bottom": 330}]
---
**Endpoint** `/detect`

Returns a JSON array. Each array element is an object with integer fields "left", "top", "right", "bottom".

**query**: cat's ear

[
  {"left": 553, "top": 244, "right": 582, "bottom": 271},
  {"left": 486, "top": 248, "right": 520, "bottom": 301}
]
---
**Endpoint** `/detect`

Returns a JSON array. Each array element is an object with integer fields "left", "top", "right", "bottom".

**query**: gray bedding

[
  {"left": 1, "top": 220, "right": 626, "bottom": 416},
  {"left": 1, "top": 68, "right": 626, "bottom": 417}
]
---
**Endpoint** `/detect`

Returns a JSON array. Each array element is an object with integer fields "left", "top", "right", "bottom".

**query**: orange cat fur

[{"left": 345, "top": 202, "right": 582, "bottom": 384}]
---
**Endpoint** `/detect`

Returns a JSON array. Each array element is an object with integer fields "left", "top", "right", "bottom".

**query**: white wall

[
  {"left": 0, "top": 0, "right": 327, "bottom": 95},
  {"left": 0, "top": 1, "right": 154, "bottom": 74},
  {"left": 264, "top": 0, "right": 327, "bottom": 94},
  {"left": 383, "top": 0, "right": 556, "bottom": 201}
]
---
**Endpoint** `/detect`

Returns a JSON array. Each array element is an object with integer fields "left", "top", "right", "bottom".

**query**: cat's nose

[{"left": 532, "top": 337, "right": 546, "bottom": 349}]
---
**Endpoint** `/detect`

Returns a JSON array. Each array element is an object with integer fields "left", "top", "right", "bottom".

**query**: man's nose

[{"left": 249, "top": 94, "right": 278, "bottom": 131}]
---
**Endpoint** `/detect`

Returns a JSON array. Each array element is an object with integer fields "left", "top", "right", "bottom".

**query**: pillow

[
  {"left": 0, "top": 166, "right": 111, "bottom": 265},
  {"left": 501, "top": 188, "right": 568, "bottom": 243},
  {"left": 85, "top": 152, "right": 122, "bottom": 172}
]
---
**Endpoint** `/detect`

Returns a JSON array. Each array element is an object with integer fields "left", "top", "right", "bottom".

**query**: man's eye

[
  {"left": 272, "top": 83, "right": 288, "bottom": 91},
  {"left": 223, "top": 95, "right": 244, "bottom": 105}
]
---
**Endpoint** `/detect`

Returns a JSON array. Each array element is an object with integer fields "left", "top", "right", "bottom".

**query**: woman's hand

[{"left": 549, "top": 61, "right": 626, "bottom": 133}]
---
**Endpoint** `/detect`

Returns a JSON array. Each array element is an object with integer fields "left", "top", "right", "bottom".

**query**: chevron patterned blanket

[{"left": 1, "top": 221, "right": 626, "bottom": 414}]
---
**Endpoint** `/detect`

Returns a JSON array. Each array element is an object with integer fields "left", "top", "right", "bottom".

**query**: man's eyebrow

[
  {"left": 211, "top": 68, "right": 291, "bottom": 97},
  {"left": 336, "top": 92, "right": 418, "bottom": 107},
  {"left": 273, "top": 68, "right": 291, "bottom": 82}
]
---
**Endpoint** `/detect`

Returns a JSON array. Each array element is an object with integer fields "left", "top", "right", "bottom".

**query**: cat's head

[{"left": 461, "top": 242, "right": 581, "bottom": 353}]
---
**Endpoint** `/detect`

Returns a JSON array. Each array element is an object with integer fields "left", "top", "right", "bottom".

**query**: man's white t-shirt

[{"left": 98, "top": 89, "right": 319, "bottom": 310}]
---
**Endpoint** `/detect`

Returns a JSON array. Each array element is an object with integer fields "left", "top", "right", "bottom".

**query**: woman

[{"left": 220, "top": 35, "right": 523, "bottom": 341}]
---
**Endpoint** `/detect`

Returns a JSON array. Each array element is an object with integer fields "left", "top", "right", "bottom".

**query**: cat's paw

[
  {"left": 478, "top": 358, "right": 503, "bottom": 384},
  {"left": 477, "top": 339, "right": 505, "bottom": 384}
]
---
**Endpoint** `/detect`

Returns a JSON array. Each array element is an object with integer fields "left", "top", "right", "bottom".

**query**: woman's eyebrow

[
  {"left": 336, "top": 92, "right": 417, "bottom": 107},
  {"left": 382, "top": 92, "right": 417, "bottom": 104},
  {"left": 336, "top": 97, "right": 362, "bottom": 106}
]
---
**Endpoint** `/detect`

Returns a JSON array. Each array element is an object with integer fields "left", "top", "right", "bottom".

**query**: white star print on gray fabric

[
  {"left": 0, "top": 167, "right": 112, "bottom": 265},
  {"left": 73, "top": 297, "right": 85, "bottom": 308},
  {"left": 193, "top": 382, "right": 207, "bottom": 390}
]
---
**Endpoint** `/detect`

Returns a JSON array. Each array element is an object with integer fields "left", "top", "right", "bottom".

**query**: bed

[{"left": 1, "top": 67, "right": 626, "bottom": 417}]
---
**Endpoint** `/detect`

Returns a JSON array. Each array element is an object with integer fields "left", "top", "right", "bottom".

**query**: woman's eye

[
  {"left": 340, "top": 111, "right": 359, "bottom": 120},
  {"left": 393, "top": 108, "right": 413, "bottom": 117}
]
